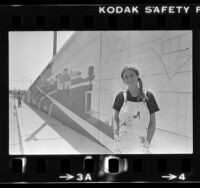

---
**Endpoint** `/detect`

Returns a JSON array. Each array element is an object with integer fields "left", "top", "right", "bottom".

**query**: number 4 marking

[{"left": 179, "top": 173, "right": 186, "bottom": 180}]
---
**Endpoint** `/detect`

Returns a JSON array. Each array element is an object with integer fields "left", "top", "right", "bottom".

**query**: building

[{"left": 24, "top": 31, "right": 192, "bottom": 152}]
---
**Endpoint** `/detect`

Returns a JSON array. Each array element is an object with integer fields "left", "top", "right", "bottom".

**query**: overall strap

[
  {"left": 143, "top": 90, "right": 148, "bottom": 103},
  {"left": 123, "top": 90, "right": 127, "bottom": 102}
]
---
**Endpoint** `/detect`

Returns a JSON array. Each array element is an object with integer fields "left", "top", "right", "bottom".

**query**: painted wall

[{"left": 24, "top": 31, "right": 193, "bottom": 151}]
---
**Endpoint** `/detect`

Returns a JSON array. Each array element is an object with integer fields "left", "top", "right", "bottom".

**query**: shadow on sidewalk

[
  {"left": 24, "top": 102, "right": 111, "bottom": 154},
  {"left": 25, "top": 122, "right": 47, "bottom": 142}
]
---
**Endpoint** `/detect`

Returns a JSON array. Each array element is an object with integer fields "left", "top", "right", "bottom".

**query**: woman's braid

[{"left": 138, "top": 77, "right": 146, "bottom": 102}]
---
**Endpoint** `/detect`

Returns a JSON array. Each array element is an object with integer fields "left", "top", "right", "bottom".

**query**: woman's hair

[
  {"left": 121, "top": 65, "right": 139, "bottom": 79},
  {"left": 121, "top": 65, "right": 148, "bottom": 102}
]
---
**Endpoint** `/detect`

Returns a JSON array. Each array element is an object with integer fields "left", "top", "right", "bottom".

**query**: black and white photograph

[{"left": 9, "top": 31, "right": 193, "bottom": 155}]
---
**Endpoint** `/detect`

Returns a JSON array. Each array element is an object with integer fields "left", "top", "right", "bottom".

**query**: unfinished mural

[{"left": 25, "top": 31, "right": 192, "bottom": 153}]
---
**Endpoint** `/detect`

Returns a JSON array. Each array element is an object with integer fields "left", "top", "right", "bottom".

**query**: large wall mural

[{"left": 25, "top": 31, "right": 193, "bottom": 152}]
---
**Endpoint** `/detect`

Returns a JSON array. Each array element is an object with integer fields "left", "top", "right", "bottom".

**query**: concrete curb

[{"left": 15, "top": 100, "right": 32, "bottom": 154}]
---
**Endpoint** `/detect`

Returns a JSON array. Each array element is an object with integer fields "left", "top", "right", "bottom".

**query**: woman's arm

[
  {"left": 146, "top": 112, "right": 156, "bottom": 144},
  {"left": 113, "top": 110, "right": 120, "bottom": 138}
]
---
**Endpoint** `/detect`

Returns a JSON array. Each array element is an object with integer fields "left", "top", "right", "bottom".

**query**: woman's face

[{"left": 122, "top": 69, "right": 138, "bottom": 86}]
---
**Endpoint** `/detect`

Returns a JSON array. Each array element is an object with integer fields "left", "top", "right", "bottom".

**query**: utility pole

[{"left": 53, "top": 31, "right": 57, "bottom": 57}]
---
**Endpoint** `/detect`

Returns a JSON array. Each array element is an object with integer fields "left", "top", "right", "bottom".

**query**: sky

[{"left": 9, "top": 31, "right": 74, "bottom": 90}]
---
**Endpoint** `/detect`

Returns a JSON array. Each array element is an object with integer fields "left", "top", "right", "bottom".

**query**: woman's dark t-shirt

[{"left": 113, "top": 90, "right": 160, "bottom": 114}]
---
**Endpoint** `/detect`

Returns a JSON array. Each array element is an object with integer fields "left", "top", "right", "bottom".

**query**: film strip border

[
  {"left": 0, "top": 5, "right": 200, "bottom": 30},
  {"left": 0, "top": 155, "right": 199, "bottom": 182},
  {"left": 1, "top": 4, "right": 200, "bottom": 183}
]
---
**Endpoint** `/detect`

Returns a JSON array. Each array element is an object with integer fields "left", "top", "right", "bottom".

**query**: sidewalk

[
  {"left": 13, "top": 100, "right": 111, "bottom": 155},
  {"left": 9, "top": 97, "right": 21, "bottom": 154}
]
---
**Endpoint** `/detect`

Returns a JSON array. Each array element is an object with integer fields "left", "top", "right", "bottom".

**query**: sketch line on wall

[
  {"left": 38, "top": 96, "right": 45, "bottom": 110},
  {"left": 159, "top": 56, "right": 192, "bottom": 92},
  {"left": 151, "top": 48, "right": 170, "bottom": 79},
  {"left": 48, "top": 102, "right": 54, "bottom": 117},
  {"left": 177, "top": 56, "right": 192, "bottom": 73},
  {"left": 163, "top": 47, "right": 190, "bottom": 56},
  {"left": 103, "top": 32, "right": 165, "bottom": 59}
]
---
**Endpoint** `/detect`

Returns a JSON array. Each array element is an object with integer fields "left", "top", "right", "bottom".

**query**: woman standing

[{"left": 112, "top": 65, "right": 159, "bottom": 154}]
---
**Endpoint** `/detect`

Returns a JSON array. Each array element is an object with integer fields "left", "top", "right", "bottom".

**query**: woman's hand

[
  {"left": 143, "top": 140, "right": 150, "bottom": 149},
  {"left": 114, "top": 127, "right": 120, "bottom": 141},
  {"left": 139, "top": 136, "right": 146, "bottom": 143},
  {"left": 142, "top": 138, "right": 150, "bottom": 154},
  {"left": 113, "top": 110, "right": 120, "bottom": 141}
]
